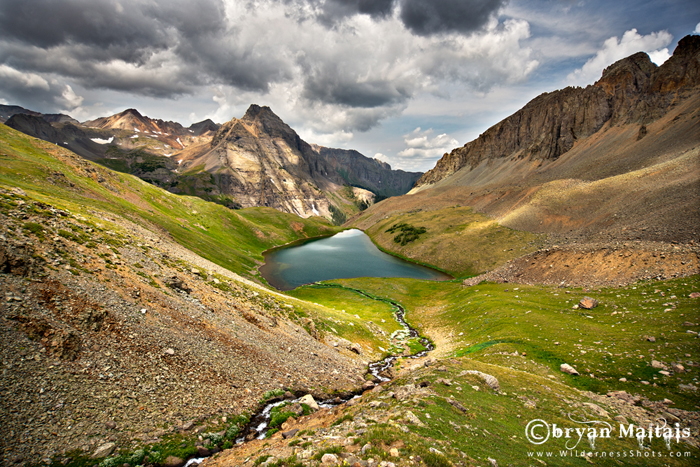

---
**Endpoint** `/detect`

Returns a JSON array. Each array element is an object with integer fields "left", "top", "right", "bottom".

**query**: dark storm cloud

[
  {"left": 399, "top": 0, "right": 508, "bottom": 36},
  {"left": 303, "top": 75, "right": 408, "bottom": 108},
  {"left": 0, "top": 0, "right": 225, "bottom": 62},
  {"left": 319, "top": 0, "right": 395, "bottom": 21}
]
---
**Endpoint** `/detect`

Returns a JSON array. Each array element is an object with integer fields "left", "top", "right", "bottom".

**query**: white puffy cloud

[
  {"left": 388, "top": 127, "right": 459, "bottom": 171},
  {"left": 0, "top": 64, "right": 50, "bottom": 90},
  {"left": 695, "top": 22, "right": 700, "bottom": 34},
  {"left": 57, "top": 84, "right": 84, "bottom": 109},
  {"left": 566, "top": 29, "right": 673, "bottom": 86}
]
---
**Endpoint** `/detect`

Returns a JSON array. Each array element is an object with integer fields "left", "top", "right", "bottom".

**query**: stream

[{"left": 185, "top": 284, "right": 433, "bottom": 466}]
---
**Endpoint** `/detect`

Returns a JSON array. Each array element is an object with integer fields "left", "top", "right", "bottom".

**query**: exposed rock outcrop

[
  {"left": 414, "top": 35, "right": 700, "bottom": 189},
  {"left": 178, "top": 105, "right": 422, "bottom": 218}
]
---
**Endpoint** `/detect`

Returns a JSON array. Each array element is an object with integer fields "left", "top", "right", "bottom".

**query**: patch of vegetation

[
  {"left": 22, "top": 221, "right": 45, "bottom": 239},
  {"left": 329, "top": 204, "right": 346, "bottom": 225},
  {"left": 386, "top": 222, "right": 427, "bottom": 245},
  {"left": 261, "top": 388, "right": 285, "bottom": 402}
]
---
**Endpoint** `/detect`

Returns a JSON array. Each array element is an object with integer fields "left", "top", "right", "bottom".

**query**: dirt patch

[{"left": 464, "top": 241, "right": 700, "bottom": 289}]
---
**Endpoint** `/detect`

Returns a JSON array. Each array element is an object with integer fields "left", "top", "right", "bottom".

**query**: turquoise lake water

[{"left": 259, "top": 229, "right": 451, "bottom": 290}]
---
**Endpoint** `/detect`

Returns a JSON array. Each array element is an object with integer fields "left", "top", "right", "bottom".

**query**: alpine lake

[{"left": 259, "top": 229, "right": 452, "bottom": 290}]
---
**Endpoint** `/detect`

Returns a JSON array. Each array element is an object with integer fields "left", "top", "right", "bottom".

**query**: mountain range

[
  {"left": 3, "top": 105, "right": 421, "bottom": 221},
  {"left": 1, "top": 34, "right": 699, "bottom": 467}
]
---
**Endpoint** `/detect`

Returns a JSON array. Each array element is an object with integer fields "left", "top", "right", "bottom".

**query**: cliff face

[
  {"left": 179, "top": 105, "right": 421, "bottom": 218},
  {"left": 180, "top": 105, "right": 337, "bottom": 217},
  {"left": 414, "top": 35, "right": 700, "bottom": 189},
  {"left": 315, "top": 146, "right": 422, "bottom": 199}
]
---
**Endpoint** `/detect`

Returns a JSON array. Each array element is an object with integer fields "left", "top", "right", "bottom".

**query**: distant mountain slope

[
  {"left": 4, "top": 113, "right": 109, "bottom": 160},
  {"left": 313, "top": 146, "right": 422, "bottom": 199},
  {"left": 351, "top": 35, "right": 700, "bottom": 275},
  {"left": 178, "top": 104, "right": 422, "bottom": 219},
  {"left": 414, "top": 35, "right": 700, "bottom": 191},
  {"left": 0, "top": 104, "right": 78, "bottom": 125}
]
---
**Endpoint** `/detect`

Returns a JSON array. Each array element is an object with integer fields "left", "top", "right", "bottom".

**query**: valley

[{"left": 1, "top": 36, "right": 699, "bottom": 467}]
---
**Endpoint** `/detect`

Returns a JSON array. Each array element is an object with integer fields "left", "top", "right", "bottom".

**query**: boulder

[
  {"left": 404, "top": 410, "right": 425, "bottom": 427},
  {"left": 165, "top": 276, "right": 191, "bottom": 293},
  {"left": 299, "top": 394, "right": 319, "bottom": 411},
  {"left": 651, "top": 360, "right": 666, "bottom": 369},
  {"left": 578, "top": 297, "right": 598, "bottom": 309},
  {"left": 91, "top": 442, "right": 116, "bottom": 458},
  {"left": 362, "top": 381, "right": 376, "bottom": 391},
  {"left": 462, "top": 370, "right": 500, "bottom": 391},
  {"left": 350, "top": 343, "right": 363, "bottom": 355},
  {"left": 560, "top": 363, "right": 579, "bottom": 375},
  {"left": 582, "top": 402, "right": 609, "bottom": 418},
  {"left": 321, "top": 453, "right": 339, "bottom": 465}
]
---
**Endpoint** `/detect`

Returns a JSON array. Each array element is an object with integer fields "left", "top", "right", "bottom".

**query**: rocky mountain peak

[
  {"left": 413, "top": 35, "right": 700, "bottom": 190},
  {"left": 121, "top": 108, "right": 143, "bottom": 118},
  {"left": 596, "top": 51, "right": 656, "bottom": 95}
]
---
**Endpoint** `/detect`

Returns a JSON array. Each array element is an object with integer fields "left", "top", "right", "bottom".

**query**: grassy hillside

[
  {"left": 0, "top": 123, "right": 339, "bottom": 280},
  {"left": 353, "top": 204, "right": 544, "bottom": 278},
  {"left": 325, "top": 276, "right": 700, "bottom": 410}
]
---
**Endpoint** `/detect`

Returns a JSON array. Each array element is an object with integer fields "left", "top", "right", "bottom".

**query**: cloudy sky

[{"left": 1, "top": 0, "right": 698, "bottom": 172}]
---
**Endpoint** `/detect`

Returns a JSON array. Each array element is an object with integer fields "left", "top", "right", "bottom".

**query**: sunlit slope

[{"left": 0, "top": 123, "right": 338, "bottom": 279}]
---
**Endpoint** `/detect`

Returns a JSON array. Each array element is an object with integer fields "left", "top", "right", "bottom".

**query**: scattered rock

[
  {"left": 350, "top": 343, "right": 363, "bottom": 355},
  {"left": 448, "top": 399, "right": 468, "bottom": 413},
  {"left": 165, "top": 276, "right": 191, "bottom": 293},
  {"left": 607, "top": 391, "right": 641, "bottom": 405},
  {"left": 651, "top": 360, "right": 665, "bottom": 369},
  {"left": 181, "top": 420, "right": 195, "bottom": 431},
  {"left": 582, "top": 402, "right": 609, "bottom": 418},
  {"left": 646, "top": 336, "right": 656, "bottom": 343},
  {"left": 671, "top": 363, "right": 685, "bottom": 373},
  {"left": 689, "top": 292, "right": 700, "bottom": 299},
  {"left": 578, "top": 297, "right": 598, "bottom": 309},
  {"left": 389, "top": 448, "right": 399, "bottom": 457},
  {"left": 91, "top": 442, "right": 116, "bottom": 458},
  {"left": 461, "top": 370, "right": 500, "bottom": 391},
  {"left": 282, "top": 428, "right": 299, "bottom": 439},
  {"left": 162, "top": 455, "right": 186, "bottom": 467},
  {"left": 404, "top": 410, "right": 425, "bottom": 427},
  {"left": 299, "top": 394, "right": 319, "bottom": 411},
  {"left": 560, "top": 363, "right": 579, "bottom": 376},
  {"left": 105, "top": 421, "right": 117, "bottom": 430}
]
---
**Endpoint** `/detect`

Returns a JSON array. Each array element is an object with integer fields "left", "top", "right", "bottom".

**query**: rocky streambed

[{"left": 187, "top": 284, "right": 434, "bottom": 465}]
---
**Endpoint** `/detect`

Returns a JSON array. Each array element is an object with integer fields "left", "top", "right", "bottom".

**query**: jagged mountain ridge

[
  {"left": 0, "top": 104, "right": 79, "bottom": 125},
  {"left": 3, "top": 104, "right": 420, "bottom": 220},
  {"left": 177, "top": 104, "right": 422, "bottom": 218},
  {"left": 312, "top": 145, "right": 421, "bottom": 199},
  {"left": 353, "top": 35, "right": 700, "bottom": 257},
  {"left": 84, "top": 108, "right": 217, "bottom": 153},
  {"left": 414, "top": 35, "right": 700, "bottom": 190}
]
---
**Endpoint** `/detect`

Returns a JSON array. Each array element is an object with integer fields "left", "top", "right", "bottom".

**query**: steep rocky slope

[
  {"left": 177, "top": 105, "right": 422, "bottom": 219},
  {"left": 0, "top": 124, "right": 380, "bottom": 465},
  {"left": 313, "top": 146, "right": 422, "bottom": 199},
  {"left": 413, "top": 35, "right": 700, "bottom": 190},
  {"left": 352, "top": 36, "right": 700, "bottom": 276}
]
